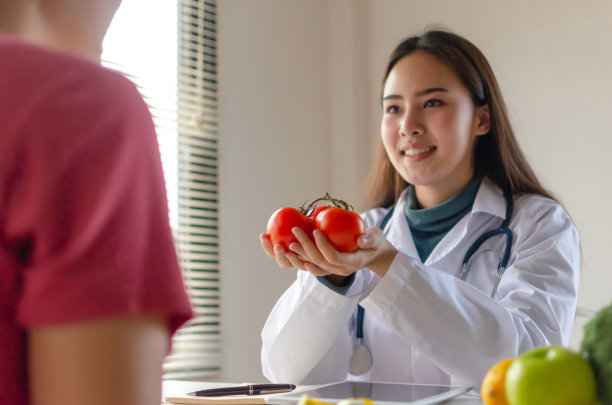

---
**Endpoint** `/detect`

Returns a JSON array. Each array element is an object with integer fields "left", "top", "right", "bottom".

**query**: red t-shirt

[{"left": 0, "top": 35, "right": 193, "bottom": 403}]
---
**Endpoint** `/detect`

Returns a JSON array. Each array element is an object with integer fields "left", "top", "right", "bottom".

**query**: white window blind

[{"left": 102, "top": 0, "right": 220, "bottom": 380}]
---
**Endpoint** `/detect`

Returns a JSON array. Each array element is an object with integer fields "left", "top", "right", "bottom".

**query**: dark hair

[{"left": 359, "top": 29, "right": 555, "bottom": 210}]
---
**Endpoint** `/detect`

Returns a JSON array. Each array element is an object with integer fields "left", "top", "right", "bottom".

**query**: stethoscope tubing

[
  {"left": 460, "top": 188, "right": 514, "bottom": 274},
  {"left": 356, "top": 305, "right": 365, "bottom": 339}
]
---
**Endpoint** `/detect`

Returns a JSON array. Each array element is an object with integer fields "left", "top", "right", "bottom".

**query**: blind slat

[
  {"left": 104, "top": 0, "right": 220, "bottom": 380},
  {"left": 176, "top": 0, "right": 220, "bottom": 378}
]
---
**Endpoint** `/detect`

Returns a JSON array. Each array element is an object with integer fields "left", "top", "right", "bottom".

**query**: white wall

[
  {"left": 218, "top": 0, "right": 612, "bottom": 382},
  {"left": 217, "top": 0, "right": 334, "bottom": 383}
]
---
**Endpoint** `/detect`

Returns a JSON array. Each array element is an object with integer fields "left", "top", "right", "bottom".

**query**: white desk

[{"left": 162, "top": 381, "right": 483, "bottom": 404}]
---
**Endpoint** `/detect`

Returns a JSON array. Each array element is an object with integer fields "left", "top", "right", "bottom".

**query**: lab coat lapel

[
  {"left": 472, "top": 177, "right": 506, "bottom": 219},
  {"left": 386, "top": 189, "right": 419, "bottom": 259}
]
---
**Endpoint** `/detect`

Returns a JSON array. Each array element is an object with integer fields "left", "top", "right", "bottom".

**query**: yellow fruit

[
  {"left": 481, "top": 358, "right": 515, "bottom": 405},
  {"left": 297, "top": 394, "right": 375, "bottom": 405},
  {"left": 338, "top": 398, "right": 376, "bottom": 405},
  {"left": 297, "top": 394, "right": 335, "bottom": 405}
]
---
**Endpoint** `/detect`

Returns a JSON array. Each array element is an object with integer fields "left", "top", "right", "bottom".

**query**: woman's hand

[
  {"left": 293, "top": 226, "right": 398, "bottom": 278},
  {"left": 260, "top": 233, "right": 332, "bottom": 276},
  {"left": 260, "top": 227, "right": 398, "bottom": 278}
]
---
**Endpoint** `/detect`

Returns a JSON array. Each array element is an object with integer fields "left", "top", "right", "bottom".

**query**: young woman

[{"left": 260, "top": 30, "right": 579, "bottom": 388}]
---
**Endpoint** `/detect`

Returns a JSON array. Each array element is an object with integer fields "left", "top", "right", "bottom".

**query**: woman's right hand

[
  {"left": 259, "top": 233, "right": 332, "bottom": 276},
  {"left": 260, "top": 226, "right": 397, "bottom": 279}
]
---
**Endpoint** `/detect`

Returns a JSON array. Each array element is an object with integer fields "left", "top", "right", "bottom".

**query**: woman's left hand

[{"left": 288, "top": 226, "right": 398, "bottom": 278}]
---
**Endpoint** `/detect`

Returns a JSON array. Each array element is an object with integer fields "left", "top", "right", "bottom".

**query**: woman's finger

[
  {"left": 313, "top": 228, "right": 385, "bottom": 276},
  {"left": 288, "top": 241, "right": 307, "bottom": 260},
  {"left": 312, "top": 229, "right": 343, "bottom": 264},
  {"left": 285, "top": 248, "right": 329, "bottom": 276},
  {"left": 292, "top": 227, "right": 326, "bottom": 263},
  {"left": 285, "top": 250, "right": 307, "bottom": 270},
  {"left": 260, "top": 233, "right": 276, "bottom": 259},
  {"left": 357, "top": 227, "right": 383, "bottom": 249},
  {"left": 292, "top": 227, "right": 363, "bottom": 276},
  {"left": 303, "top": 261, "right": 332, "bottom": 277},
  {"left": 273, "top": 244, "right": 296, "bottom": 270}
]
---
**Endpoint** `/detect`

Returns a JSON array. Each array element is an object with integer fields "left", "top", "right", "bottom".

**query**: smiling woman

[
  {"left": 260, "top": 29, "right": 580, "bottom": 389},
  {"left": 102, "top": 0, "right": 222, "bottom": 380}
]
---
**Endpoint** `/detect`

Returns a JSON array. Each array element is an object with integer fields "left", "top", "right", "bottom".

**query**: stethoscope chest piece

[
  {"left": 349, "top": 341, "right": 372, "bottom": 376},
  {"left": 349, "top": 305, "right": 372, "bottom": 375}
]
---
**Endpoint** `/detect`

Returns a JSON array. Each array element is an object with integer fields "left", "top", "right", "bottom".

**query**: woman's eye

[
  {"left": 385, "top": 105, "right": 400, "bottom": 114},
  {"left": 423, "top": 99, "right": 443, "bottom": 108}
]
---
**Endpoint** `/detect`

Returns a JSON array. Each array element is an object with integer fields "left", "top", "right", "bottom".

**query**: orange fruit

[{"left": 481, "top": 358, "right": 515, "bottom": 405}]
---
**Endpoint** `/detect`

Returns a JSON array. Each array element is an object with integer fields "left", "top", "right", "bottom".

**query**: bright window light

[{"left": 102, "top": 0, "right": 179, "bottom": 231}]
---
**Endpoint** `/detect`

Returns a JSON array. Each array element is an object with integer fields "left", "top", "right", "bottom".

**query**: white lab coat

[{"left": 261, "top": 178, "right": 579, "bottom": 388}]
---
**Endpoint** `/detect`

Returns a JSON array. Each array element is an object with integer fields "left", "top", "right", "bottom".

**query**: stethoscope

[{"left": 348, "top": 188, "right": 514, "bottom": 376}]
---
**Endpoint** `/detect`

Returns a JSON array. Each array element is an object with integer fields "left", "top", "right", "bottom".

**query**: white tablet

[{"left": 266, "top": 381, "right": 472, "bottom": 405}]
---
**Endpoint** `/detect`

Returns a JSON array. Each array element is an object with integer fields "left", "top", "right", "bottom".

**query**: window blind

[
  {"left": 166, "top": 0, "right": 220, "bottom": 380},
  {"left": 102, "top": 0, "right": 220, "bottom": 380}
]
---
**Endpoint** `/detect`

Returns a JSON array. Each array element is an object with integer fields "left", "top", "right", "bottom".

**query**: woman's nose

[{"left": 399, "top": 110, "right": 423, "bottom": 137}]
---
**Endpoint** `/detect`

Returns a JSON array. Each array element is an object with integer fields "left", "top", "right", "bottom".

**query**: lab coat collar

[
  {"left": 406, "top": 177, "right": 507, "bottom": 266},
  {"left": 385, "top": 178, "right": 507, "bottom": 264},
  {"left": 472, "top": 177, "right": 507, "bottom": 220},
  {"left": 386, "top": 188, "right": 419, "bottom": 258}
]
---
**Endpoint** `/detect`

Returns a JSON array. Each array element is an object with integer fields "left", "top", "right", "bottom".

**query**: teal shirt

[{"left": 406, "top": 176, "right": 483, "bottom": 262}]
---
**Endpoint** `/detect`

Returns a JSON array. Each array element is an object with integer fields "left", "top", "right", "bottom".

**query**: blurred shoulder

[{"left": 0, "top": 34, "right": 142, "bottom": 110}]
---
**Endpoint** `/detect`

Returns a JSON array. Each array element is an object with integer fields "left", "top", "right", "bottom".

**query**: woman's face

[{"left": 381, "top": 51, "right": 489, "bottom": 207}]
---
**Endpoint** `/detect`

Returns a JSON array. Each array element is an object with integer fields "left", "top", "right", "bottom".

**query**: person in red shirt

[{"left": 0, "top": 1, "right": 193, "bottom": 404}]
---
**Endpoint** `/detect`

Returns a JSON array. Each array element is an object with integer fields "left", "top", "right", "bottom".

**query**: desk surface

[{"left": 162, "top": 381, "right": 483, "bottom": 404}]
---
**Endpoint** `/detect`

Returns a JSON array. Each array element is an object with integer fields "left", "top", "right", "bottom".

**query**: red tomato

[
  {"left": 309, "top": 205, "right": 330, "bottom": 219},
  {"left": 314, "top": 207, "right": 365, "bottom": 252},
  {"left": 266, "top": 207, "right": 315, "bottom": 249}
]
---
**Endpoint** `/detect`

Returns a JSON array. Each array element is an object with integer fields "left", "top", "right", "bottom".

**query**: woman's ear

[{"left": 475, "top": 104, "right": 491, "bottom": 136}]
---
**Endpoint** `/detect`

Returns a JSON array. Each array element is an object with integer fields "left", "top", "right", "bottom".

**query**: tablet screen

[{"left": 266, "top": 381, "right": 472, "bottom": 405}]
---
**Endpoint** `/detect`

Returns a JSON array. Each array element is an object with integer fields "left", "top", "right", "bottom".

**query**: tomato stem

[{"left": 299, "top": 192, "right": 354, "bottom": 216}]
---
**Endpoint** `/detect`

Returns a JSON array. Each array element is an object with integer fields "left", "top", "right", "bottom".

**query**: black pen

[{"left": 187, "top": 384, "right": 296, "bottom": 397}]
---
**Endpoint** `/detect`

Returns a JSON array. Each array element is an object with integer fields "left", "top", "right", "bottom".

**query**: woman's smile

[{"left": 401, "top": 145, "right": 437, "bottom": 161}]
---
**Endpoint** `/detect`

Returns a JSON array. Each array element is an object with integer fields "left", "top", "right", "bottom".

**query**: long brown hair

[{"left": 360, "top": 29, "right": 555, "bottom": 210}]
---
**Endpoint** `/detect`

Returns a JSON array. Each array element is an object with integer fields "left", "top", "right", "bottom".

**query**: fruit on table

[
  {"left": 297, "top": 395, "right": 375, "bottom": 405},
  {"left": 580, "top": 302, "right": 612, "bottom": 405},
  {"left": 505, "top": 345, "right": 597, "bottom": 405},
  {"left": 481, "top": 357, "right": 515, "bottom": 405},
  {"left": 337, "top": 398, "right": 375, "bottom": 405},
  {"left": 297, "top": 394, "right": 334, "bottom": 405}
]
